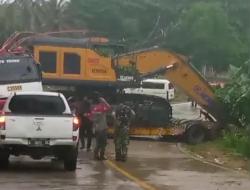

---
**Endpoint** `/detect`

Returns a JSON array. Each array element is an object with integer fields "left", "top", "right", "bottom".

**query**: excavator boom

[{"left": 114, "top": 47, "right": 225, "bottom": 123}]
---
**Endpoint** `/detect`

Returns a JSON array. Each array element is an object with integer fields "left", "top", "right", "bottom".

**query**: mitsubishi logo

[
  {"left": 36, "top": 124, "right": 42, "bottom": 131},
  {"left": 33, "top": 121, "right": 43, "bottom": 131}
]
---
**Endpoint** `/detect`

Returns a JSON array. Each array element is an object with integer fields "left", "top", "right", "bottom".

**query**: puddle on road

[
  {"left": 0, "top": 154, "right": 141, "bottom": 190},
  {"left": 172, "top": 102, "right": 201, "bottom": 120}
]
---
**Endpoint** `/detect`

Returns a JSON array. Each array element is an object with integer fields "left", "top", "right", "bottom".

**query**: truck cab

[{"left": 0, "top": 56, "right": 43, "bottom": 99}]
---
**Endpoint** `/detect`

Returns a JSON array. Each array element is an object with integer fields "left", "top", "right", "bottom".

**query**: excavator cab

[{"left": 93, "top": 43, "right": 127, "bottom": 57}]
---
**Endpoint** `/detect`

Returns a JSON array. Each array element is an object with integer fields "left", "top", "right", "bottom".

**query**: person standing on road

[
  {"left": 67, "top": 96, "right": 87, "bottom": 149},
  {"left": 90, "top": 92, "right": 111, "bottom": 160},
  {"left": 113, "top": 103, "right": 135, "bottom": 161},
  {"left": 190, "top": 98, "right": 197, "bottom": 108},
  {"left": 67, "top": 96, "right": 76, "bottom": 113},
  {"left": 80, "top": 96, "right": 93, "bottom": 151}
]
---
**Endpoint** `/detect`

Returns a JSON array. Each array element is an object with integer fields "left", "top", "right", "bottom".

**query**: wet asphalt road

[
  {"left": 172, "top": 102, "right": 201, "bottom": 120},
  {"left": 1, "top": 141, "right": 250, "bottom": 190},
  {"left": 0, "top": 102, "right": 249, "bottom": 190},
  {"left": 0, "top": 151, "right": 140, "bottom": 190}
]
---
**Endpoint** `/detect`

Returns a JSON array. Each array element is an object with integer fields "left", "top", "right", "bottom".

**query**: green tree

[
  {"left": 66, "top": 0, "right": 125, "bottom": 39},
  {"left": 165, "top": 2, "right": 246, "bottom": 71},
  {"left": 66, "top": 0, "right": 171, "bottom": 44},
  {"left": 0, "top": 2, "right": 23, "bottom": 43},
  {"left": 15, "top": 0, "right": 69, "bottom": 31},
  {"left": 0, "top": 0, "right": 249, "bottom": 73},
  {"left": 217, "top": 60, "right": 250, "bottom": 127}
]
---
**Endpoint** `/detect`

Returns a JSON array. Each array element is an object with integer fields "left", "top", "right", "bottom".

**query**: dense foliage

[
  {"left": 222, "top": 129, "right": 250, "bottom": 158},
  {"left": 0, "top": 0, "right": 249, "bottom": 71},
  {"left": 217, "top": 60, "right": 250, "bottom": 128},
  {"left": 216, "top": 60, "right": 250, "bottom": 158}
]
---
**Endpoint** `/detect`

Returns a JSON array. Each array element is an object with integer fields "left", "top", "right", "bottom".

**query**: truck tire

[
  {"left": 64, "top": 147, "right": 78, "bottom": 171},
  {"left": 186, "top": 125, "right": 206, "bottom": 144},
  {"left": 206, "top": 125, "right": 220, "bottom": 140},
  {"left": 0, "top": 151, "right": 9, "bottom": 169}
]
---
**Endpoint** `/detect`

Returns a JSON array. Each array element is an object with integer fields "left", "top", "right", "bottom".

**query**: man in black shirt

[{"left": 80, "top": 96, "right": 93, "bottom": 151}]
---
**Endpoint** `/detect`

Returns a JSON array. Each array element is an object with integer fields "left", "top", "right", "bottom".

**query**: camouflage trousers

[{"left": 114, "top": 125, "right": 129, "bottom": 161}]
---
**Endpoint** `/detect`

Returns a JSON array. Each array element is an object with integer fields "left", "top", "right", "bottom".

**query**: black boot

[
  {"left": 94, "top": 149, "right": 100, "bottom": 160},
  {"left": 115, "top": 149, "right": 121, "bottom": 161},
  {"left": 121, "top": 154, "right": 127, "bottom": 162},
  {"left": 99, "top": 150, "right": 107, "bottom": 160}
]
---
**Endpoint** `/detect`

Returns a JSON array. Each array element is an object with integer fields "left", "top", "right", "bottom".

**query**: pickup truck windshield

[
  {"left": 0, "top": 57, "right": 40, "bottom": 84},
  {"left": 9, "top": 95, "right": 66, "bottom": 115}
]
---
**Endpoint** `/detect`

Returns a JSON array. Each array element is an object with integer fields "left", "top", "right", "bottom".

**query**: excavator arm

[{"left": 113, "top": 47, "right": 225, "bottom": 123}]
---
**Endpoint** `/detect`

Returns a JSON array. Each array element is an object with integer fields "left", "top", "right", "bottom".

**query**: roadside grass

[
  {"left": 185, "top": 133, "right": 250, "bottom": 172},
  {"left": 222, "top": 130, "right": 250, "bottom": 159},
  {"left": 187, "top": 139, "right": 224, "bottom": 153}
]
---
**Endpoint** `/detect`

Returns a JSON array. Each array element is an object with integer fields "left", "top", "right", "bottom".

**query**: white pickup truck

[{"left": 0, "top": 91, "right": 79, "bottom": 171}]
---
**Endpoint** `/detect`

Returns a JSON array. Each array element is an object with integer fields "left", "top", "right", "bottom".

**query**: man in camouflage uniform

[{"left": 113, "top": 103, "right": 135, "bottom": 161}]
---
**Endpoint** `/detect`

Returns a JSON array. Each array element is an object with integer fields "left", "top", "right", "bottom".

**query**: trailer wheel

[
  {"left": 186, "top": 125, "right": 206, "bottom": 144},
  {"left": 207, "top": 124, "right": 220, "bottom": 140}
]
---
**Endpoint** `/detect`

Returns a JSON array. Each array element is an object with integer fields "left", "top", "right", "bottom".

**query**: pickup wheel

[
  {"left": 64, "top": 147, "right": 78, "bottom": 171},
  {"left": 0, "top": 151, "right": 10, "bottom": 169},
  {"left": 186, "top": 124, "right": 206, "bottom": 144}
]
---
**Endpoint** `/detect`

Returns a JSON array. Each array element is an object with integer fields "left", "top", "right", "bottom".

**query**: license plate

[{"left": 29, "top": 139, "right": 49, "bottom": 146}]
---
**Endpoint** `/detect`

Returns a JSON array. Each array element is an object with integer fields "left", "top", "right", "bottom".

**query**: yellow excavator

[
  {"left": 113, "top": 48, "right": 225, "bottom": 122},
  {"left": 112, "top": 48, "right": 226, "bottom": 143},
  {"left": 4, "top": 32, "right": 226, "bottom": 143}
]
